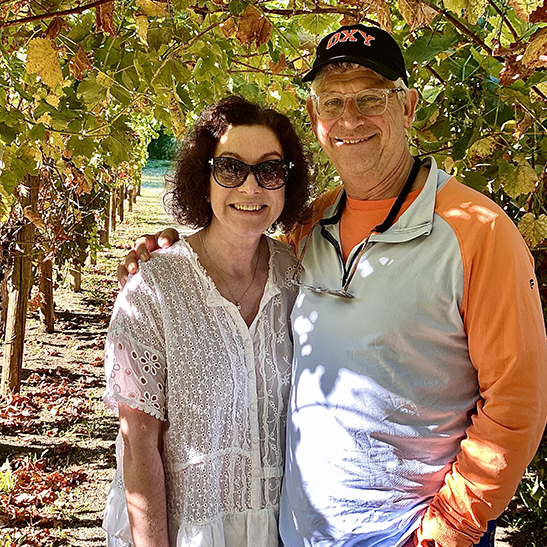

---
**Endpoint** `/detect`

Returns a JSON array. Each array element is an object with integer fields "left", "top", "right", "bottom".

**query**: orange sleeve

[{"left": 416, "top": 180, "right": 547, "bottom": 547}]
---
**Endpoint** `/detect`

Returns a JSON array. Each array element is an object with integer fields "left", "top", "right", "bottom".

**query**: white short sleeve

[{"left": 103, "top": 268, "right": 167, "bottom": 421}]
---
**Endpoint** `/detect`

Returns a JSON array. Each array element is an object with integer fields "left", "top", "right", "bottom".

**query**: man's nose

[{"left": 338, "top": 97, "right": 366, "bottom": 126}]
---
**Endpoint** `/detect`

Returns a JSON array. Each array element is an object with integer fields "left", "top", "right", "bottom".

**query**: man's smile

[{"left": 334, "top": 135, "right": 374, "bottom": 145}]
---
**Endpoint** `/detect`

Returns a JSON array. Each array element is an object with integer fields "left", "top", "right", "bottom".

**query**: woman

[{"left": 102, "top": 96, "right": 311, "bottom": 547}]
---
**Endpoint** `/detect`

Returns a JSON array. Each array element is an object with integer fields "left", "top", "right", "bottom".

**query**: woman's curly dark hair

[{"left": 164, "top": 95, "right": 311, "bottom": 233}]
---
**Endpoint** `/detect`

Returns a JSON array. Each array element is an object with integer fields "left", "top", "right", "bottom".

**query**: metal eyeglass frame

[
  {"left": 290, "top": 222, "right": 377, "bottom": 299},
  {"left": 311, "top": 88, "right": 406, "bottom": 119}
]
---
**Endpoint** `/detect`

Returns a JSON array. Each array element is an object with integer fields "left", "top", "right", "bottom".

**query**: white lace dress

[{"left": 102, "top": 237, "right": 298, "bottom": 547}]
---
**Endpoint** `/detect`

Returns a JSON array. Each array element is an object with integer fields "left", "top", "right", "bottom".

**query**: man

[{"left": 120, "top": 25, "right": 547, "bottom": 547}]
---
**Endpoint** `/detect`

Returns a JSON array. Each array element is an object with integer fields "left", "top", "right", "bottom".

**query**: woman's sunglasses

[{"left": 208, "top": 157, "right": 293, "bottom": 190}]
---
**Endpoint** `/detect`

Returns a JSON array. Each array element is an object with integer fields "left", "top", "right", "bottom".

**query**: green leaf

[
  {"left": 297, "top": 14, "right": 336, "bottom": 36},
  {"left": 28, "top": 123, "right": 46, "bottom": 142},
  {"left": 421, "top": 86, "right": 442, "bottom": 104},
  {"left": 444, "top": 0, "right": 467, "bottom": 12},
  {"left": 110, "top": 85, "right": 132, "bottom": 106},
  {"left": 192, "top": 51, "right": 218, "bottom": 80},
  {"left": 452, "top": 126, "right": 474, "bottom": 161},
  {"left": 0, "top": 169, "right": 19, "bottom": 195},
  {"left": 229, "top": 0, "right": 248, "bottom": 16},
  {"left": 77, "top": 76, "right": 108, "bottom": 108},
  {"left": 171, "top": 0, "right": 189, "bottom": 10},
  {"left": 460, "top": 170, "right": 487, "bottom": 191},
  {"left": 101, "top": 131, "right": 134, "bottom": 167},
  {"left": 404, "top": 32, "right": 461, "bottom": 66},
  {"left": 68, "top": 135, "right": 98, "bottom": 158},
  {"left": 148, "top": 26, "right": 174, "bottom": 52},
  {"left": 0, "top": 123, "right": 18, "bottom": 144}
]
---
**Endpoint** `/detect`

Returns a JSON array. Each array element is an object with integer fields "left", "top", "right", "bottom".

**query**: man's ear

[
  {"left": 403, "top": 88, "right": 419, "bottom": 129},
  {"left": 306, "top": 98, "right": 318, "bottom": 136}
]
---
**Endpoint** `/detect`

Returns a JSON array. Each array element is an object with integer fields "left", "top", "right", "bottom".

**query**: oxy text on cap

[{"left": 326, "top": 28, "right": 376, "bottom": 50}]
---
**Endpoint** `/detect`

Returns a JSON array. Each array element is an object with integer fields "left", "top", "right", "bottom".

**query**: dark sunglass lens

[
  {"left": 215, "top": 158, "right": 246, "bottom": 187},
  {"left": 255, "top": 161, "right": 287, "bottom": 189}
]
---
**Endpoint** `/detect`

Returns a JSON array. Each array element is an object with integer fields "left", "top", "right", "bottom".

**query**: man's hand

[{"left": 117, "top": 228, "right": 180, "bottom": 288}]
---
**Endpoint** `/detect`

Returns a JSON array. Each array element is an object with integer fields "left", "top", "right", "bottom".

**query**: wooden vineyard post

[
  {"left": 69, "top": 261, "right": 82, "bottom": 292},
  {"left": 39, "top": 257, "right": 55, "bottom": 333},
  {"left": 128, "top": 186, "right": 134, "bottom": 213},
  {"left": 110, "top": 189, "right": 117, "bottom": 232},
  {"left": 2, "top": 175, "right": 39, "bottom": 395},
  {"left": 100, "top": 193, "right": 111, "bottom": 245},
  {"left": 118, "top": 184, "right": 125, "bottom": 223}
]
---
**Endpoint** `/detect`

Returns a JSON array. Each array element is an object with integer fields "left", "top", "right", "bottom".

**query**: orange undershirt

[{"left": 340, "top": 188, "right": 422, "bottom": 261}]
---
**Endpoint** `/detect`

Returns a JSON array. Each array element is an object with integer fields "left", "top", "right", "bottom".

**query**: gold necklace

[{"left": 198, "top": 230, "right": 261, "bottom": 311}]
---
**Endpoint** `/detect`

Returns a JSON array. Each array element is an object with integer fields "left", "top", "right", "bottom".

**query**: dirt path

[
  {"left": 1, "top": 188, "right": 174, "bottom": 546},
  {"left": 0, "top": 187, "right": 542, "bottom": 546}
]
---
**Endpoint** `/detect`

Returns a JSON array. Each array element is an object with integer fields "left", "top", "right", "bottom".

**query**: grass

[
  {"left": 142, "top": 159, "right": 172, "bottom": 189},
  {"left": 0, "top": 459, "right": 14, "bottom": 493}
]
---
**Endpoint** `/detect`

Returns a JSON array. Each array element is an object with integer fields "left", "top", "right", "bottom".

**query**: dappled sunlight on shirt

[{"left": 444, "top": 201, "right": 499, "bottom": 229}]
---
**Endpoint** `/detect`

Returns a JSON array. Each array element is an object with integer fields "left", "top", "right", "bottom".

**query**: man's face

[{"left": 307, "top": 67, "right": 418, "bottom": 195}]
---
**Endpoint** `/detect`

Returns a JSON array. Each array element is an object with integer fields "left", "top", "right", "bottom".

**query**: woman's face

[{"left": 207, "top": 124, "right": 286, "bottom": 241}]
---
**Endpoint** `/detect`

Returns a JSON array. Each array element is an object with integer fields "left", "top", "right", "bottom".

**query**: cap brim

[{"left": 302, "top": 55, "right": 402, "bottom": 83}]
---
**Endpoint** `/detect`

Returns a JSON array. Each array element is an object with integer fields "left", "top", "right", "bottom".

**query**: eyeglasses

[
  {"left": 290, "top": 222, "right": 376, "bottom": 299},
  {"left": 311, "top": 88, "right": 406, "bottom": 119},
  {"left": 208, "top": 157, "right": 293, "bottom": 190}
]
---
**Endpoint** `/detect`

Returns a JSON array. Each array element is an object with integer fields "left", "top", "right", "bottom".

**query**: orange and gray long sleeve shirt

[{"left": 278, "top": 157, "right": 547, "bottom": 547}]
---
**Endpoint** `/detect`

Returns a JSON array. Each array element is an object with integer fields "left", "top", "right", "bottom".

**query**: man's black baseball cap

[{"left": 302, "top": 24, "right": 408, "bottom": 86}]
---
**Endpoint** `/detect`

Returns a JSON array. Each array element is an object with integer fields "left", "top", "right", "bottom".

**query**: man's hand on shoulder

[{"left": 117, "top": 228, "right": 180, "bottom": 288}]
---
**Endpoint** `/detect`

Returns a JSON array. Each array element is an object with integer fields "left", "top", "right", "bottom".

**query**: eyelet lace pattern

[{"left": 103, "top": 237, "right": 298, "bottom": 547}]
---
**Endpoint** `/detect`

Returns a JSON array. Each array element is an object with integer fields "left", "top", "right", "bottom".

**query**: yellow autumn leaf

[
  {"left": 168, "top": 94, "right": 186, "bottom": 140},
  {"left": 513, "top": 112, "right": 533, "bottom": 139},
  {"left": 444, "top": 0, "right": 468, "bottom": 14},
  {"left": 49, "top": 132, "right": 64, "bottom": 149},
  {"left": 45, "top": 94, "right": 60, "bottom": 108},
  {"left": 97, "top": 71, "right": 115, "bottom": 89},
  {"left": 465, "top": 0, "right": 486, "bottom": 24},
  {"left": 136, "top": 0, "right": 169, "bottom": 18},
  {"left": 531, "top": 81, "right": 547, "bottom": 102},
  {"left": 398, "top": 0, "right": 437, "bottom": 31},
  {"left": 508, "top": 0, "right": 544, "bottom": 22},
  {"left": 23, "top": 206, "right": 47, "bottom": 230},
  {"left": 467, "top": 136, "right": 496, "bottom": 159},
  {"left": 518, "top": 213, "right": 547, "bottom": 248},
  {"left": 135, "top": 14, "right": 149, "bottom": 45},
  {"left": 502, "top": 157, "right": 538, "bottom": 198},
  {"left": 26, "top": 38, "right": 63, "bottom": 89},
  {"left": 236, "top": 4, "right": 271, "bottom": 48},
  {"left": 444, "top": 156, "right": 455, "bottom": 174},
  {"left": 522, "top": 27, "right": 547, "bottom": 67},
  {"left": 220, "top": 17, "right": 236, "bottom": 39},
  {"left": 36, "top": 113, "right": 52, "bottom": 125},
  {"left": 372, "top": 0, "right": 392, "bottom": 33}
]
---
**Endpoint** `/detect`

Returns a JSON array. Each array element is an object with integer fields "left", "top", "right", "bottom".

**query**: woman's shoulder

[
  {"left": 266, "top": 236, "right": 298, "bottom": 293},
  {"left": 267, "top": 236, "right": 297, "bottom": 264},
  {"left": 140, "top": 238, "right": 196, "bottom": 271},
  {"left": 125, "top": 239, "right": 199, "bottom": 293}
]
